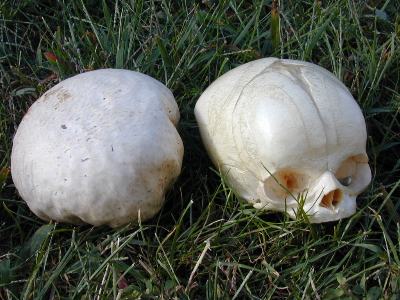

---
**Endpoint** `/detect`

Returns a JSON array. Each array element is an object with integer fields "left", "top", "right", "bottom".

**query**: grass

[{"left": 1, "top": 0, "right": 399, "bottom": 298}]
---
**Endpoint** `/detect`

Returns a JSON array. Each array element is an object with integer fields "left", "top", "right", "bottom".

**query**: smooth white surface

[
  {"left": 11, "top": 69, "right": 183, "bottom": 227},
  {"left": 195, "top": 58, "right": 371, "bottom": 223}
]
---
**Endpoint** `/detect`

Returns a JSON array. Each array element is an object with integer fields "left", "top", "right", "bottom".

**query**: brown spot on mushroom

[
  {"left": 42, "top": 88, "right": 72, "bottom": 109},
  {"left": 57, "top": 89, "right": 72, "bottom": 102},
  {"left": 320, "top": 189, "right": 343, "bottom": 209},
  {"left": 39, "top": 86, "right": 62, "bottom": 102},
  {"left": 281, "top": 172, "right": 299, "bottom": 191},
  {"left": 263, "top": 169, "right": 310, "bottom": 201}
]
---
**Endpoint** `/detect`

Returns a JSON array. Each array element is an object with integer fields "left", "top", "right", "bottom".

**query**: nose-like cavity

[{"left": 320, "top": 189, "right": 343, "bottom": 209}]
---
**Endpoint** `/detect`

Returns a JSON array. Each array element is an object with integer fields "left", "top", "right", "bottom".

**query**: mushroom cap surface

[
  {"left": 11, "top": 69, "right": 183, "bottom": 227},
  {"left": 194, "top": 58, "right": 371, "bottom": 223}
]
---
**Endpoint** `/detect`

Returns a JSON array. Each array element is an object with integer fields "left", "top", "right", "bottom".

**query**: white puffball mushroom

[
  {"left": 11, "top": 69, "right": 183, "bottom": 227},
  {"left": 195, "top": 58, "right": 372, "bottom": 223}
]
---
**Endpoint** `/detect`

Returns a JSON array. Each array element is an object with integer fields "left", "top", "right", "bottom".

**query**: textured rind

[
  {"left": 11, "top": 69, "right": 183, "bottom": 227},
  {"left": 195, "top": 58, "right": 371, "bottom": 223}
]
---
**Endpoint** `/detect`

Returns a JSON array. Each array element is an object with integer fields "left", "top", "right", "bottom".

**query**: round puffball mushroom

[
  {"left": 195, "top": 58, "right": 371, "bottom": 223},
  {"left": 11, "top": 69, "right": 184, "bottom": 227}
]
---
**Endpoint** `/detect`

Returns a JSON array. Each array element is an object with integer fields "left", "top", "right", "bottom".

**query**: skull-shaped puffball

[
  {"left": 195, "top": 58, "right": 371, "bottom": 223},
  {"left": 11, "top": 69, "right": 183, "bottom": 227}
]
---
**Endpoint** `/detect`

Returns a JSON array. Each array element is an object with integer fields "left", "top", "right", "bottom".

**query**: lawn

[{"left": 1, "top": 0, "right": 399, "bottom": 299}]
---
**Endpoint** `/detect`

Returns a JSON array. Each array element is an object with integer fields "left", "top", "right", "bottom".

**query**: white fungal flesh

[
  {"left": 195, "top": 58, "right": 371, "bottom": 223},
  {"left": 11, "top": 69, "right": 183, "bottom": 227}
]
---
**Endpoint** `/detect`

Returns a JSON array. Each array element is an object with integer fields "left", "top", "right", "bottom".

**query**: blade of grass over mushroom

[{"left": 1, "top": 0, "right": 400, "bottom": 298}]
